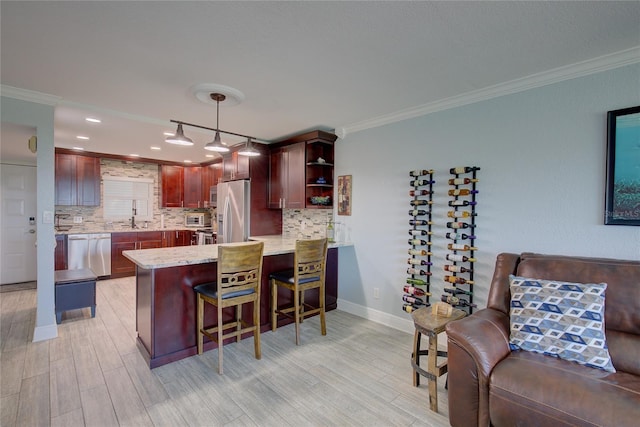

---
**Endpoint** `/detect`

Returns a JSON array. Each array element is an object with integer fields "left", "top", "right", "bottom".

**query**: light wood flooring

[{"left": 1, "top": 277, "right": 451, "bottom": 426}]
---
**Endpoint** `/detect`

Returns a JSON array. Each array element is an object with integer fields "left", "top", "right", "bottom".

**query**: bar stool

[
  {"left": 270, "top": 238, "right": 328, "bottom": 345},
  {"left": 194, "top": 241, "right": 264, "bottom": 374}
]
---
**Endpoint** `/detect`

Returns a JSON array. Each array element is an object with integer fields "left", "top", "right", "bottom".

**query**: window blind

[{"left": 103, "top": 177, "right": 154, "bottom": 220}]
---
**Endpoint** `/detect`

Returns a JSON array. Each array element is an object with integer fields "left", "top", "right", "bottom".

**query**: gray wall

[{"left": 335, "top": 63, "right": 640, "bottom": 332}]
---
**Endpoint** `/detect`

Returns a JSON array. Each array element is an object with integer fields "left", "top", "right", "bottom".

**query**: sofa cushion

[
  {"left": 509, "top": 275, "right": 615, "bottom": 372},
  {"left": 490, "top": 351, "right": 640, "bottom": 427}
]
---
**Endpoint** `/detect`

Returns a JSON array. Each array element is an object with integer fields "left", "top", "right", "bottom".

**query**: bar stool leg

[
  {"left": 412, "top": 329, "right": 421, "bottom": 387},
  {"left": 427, "top": 332, "right": 439, "bottom": 412}
]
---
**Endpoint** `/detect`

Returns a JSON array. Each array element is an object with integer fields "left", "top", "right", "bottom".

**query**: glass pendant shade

[
  {"left": 238, "top": 138, "right": 260, "bottom": 157},
  {"left": 204, "top": 131, "right": 229, "bottom": 152},
  {"left": 165, "top": 123, "right": 194, "bottom": 146}
]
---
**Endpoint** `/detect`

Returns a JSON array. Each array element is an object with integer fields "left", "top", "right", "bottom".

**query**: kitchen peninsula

[{"left": 124, "top": 235, "right": 351, "bottom": 368}]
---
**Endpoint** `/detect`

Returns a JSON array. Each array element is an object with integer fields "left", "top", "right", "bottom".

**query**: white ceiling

[{"left": 2, "top": 1, "right": 639, "bottom": 165}]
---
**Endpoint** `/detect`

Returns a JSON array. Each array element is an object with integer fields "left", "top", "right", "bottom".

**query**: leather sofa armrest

[{"left": 446, "top": 309, "right": 511, "bottom": 427}]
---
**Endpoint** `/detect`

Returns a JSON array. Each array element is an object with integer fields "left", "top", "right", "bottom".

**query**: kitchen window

[{"left": 103, "top": 177, "right": 154, "bottom": 221}]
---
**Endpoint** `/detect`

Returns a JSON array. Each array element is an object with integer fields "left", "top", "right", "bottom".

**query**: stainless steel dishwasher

[{"left": 67, "top": 233, "right": 111, "bottom": 277}]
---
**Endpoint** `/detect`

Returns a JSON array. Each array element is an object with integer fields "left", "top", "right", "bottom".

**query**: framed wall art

[
  {"left": 337, "top": 175, "right": 352, "bottom": 216},
  {"left": 605, "top": 105, "right": 640, "bottom": 226}
]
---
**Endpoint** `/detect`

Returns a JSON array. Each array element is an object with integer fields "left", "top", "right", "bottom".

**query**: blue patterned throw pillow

[{"left": 509, "top": 275, "right": 615, "bottom": 373}]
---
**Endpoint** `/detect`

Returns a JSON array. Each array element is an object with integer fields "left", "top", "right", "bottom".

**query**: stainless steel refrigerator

[{"left": 216, "top": 180, "right": 250, "bottom": 243}]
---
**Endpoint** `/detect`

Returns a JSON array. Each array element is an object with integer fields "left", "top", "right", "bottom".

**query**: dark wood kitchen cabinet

[
  {"left": 268, "top": 142, "right": 305, "bottom": 209},
  {"left": 161, "top": 230, "right": 193, "bottom": 247},
  {"left": 201, "top": 161, "right": 222, "bottom": 207},
  {"left": 159, "top": 165, "right": 184, "bottom": 208},
  {"left": 54, "top": 235, "right": 67, "bottom": 271},
  {"left": 55, "top": 153, "right": 100, "bottom": 206},
  {"left": 111, "top": 231, "right": 163, "bottom": 278},
  {"left": 183, "top": 166, "right": 203, "bottom": 208},
  {"left": 221, "top": 151, "right": 250, "bottom": 181},
  {"left": 268, "top": 130, "right": 337, "bottom": 209}
]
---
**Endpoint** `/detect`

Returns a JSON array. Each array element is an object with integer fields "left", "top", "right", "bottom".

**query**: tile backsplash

[
  {"left": 55, "top": 158, "right": 338, "bottom": 237},
  {"left": 55, "top": 159, "right": 209, "bottom": 232}
]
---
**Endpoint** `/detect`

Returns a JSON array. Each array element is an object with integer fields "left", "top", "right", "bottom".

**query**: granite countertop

[
  {"left": 55, "top": 227, "right": 214, "bottom": 235},
  {"left": 123, "top": 235, "right": 353, "bottom": 270}
]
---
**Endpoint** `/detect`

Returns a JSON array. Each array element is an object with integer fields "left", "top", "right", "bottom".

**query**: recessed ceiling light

[
  {"left": 76, "top": 135, "right": 89, "bottom": 140},
  {"left": 72, "top": 147, "right": 84, "bottom": 151},
  {"left": 205, "top": 154, "right": 214, "bottom": 158},
  {"left": 85, "top": 117, "right": 101, "bottom": 123},
  {"left": 183, "top": 160, "right": 192, "bottom": 163},
  {"left": 130, "top": 154, "right": 140, "bottom": 157},
  {"left": 163, "top": 132, "right": 174, "bottom": 137},
  {"left": 150, "top": 146, "right": 161, "bottom": 150}
]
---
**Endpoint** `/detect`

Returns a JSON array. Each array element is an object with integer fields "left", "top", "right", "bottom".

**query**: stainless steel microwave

[{"left": 185, "top": 213, "right": 210, "bottom": 227}]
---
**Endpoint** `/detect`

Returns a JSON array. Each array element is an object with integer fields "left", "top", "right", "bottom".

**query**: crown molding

[
  {"left": 0, "top": 85, "right": 61, "bottom": 106},
  {"left": 335, "top": 46, "right": 640, "bottom": 139}
]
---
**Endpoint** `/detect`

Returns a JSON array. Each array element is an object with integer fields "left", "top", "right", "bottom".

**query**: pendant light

[
  {"left": 238, "top": 137, "right": 260, "bottom": 157},
  {"left": 204, "top": 93, "right": 230, "bottom": 152},
  {"left": 165, "top": 123, "right": 194, "bottom": 146}
]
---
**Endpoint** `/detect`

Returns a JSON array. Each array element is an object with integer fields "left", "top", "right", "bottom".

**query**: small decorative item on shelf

[
  {"left": 403, "top": 168, "right": 434, "bottom": 314},
  {"left": 316, "top": 177, "right": 327, "bottom": 184},
  {"left": 443, "top": 166, "right": 479, "bottom": 314},
  {"left": 310, "top": 196, "right": 331, "bottom": 206}
]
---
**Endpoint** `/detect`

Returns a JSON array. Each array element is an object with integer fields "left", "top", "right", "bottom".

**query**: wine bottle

[
  {"left": 441, "top": 295, "right": 477, "bottom": 308},
  {"left": 402, "top": 304, "right": 421, "bottom": 313},
  {"left": 410, "top": 179, "right": 435, "bottom": 187},
  {"left": 409, "top": 209, "right": 428, "bottom": 216},
  {"left": 409, "top": 229, "right": 432, "bottom": 236},
  {"left": 406, "top": 277, "right": 429, "bottom": 286},
  {"left": 447, "top": 210, "right": 476, "bottom": 218},
  {"left": 409, "top": 169, "right": 433, "bottom": 177},
  {"left": 403, "top": 294, "right": 426, "bottom": 306},
  {"left": 408, "top": 258, "right": 432, "bottom": 266},
  {"left": 409, "top": 190, "right": 432, "bottom": 197},
  {"left": 410, "top": 199, "right": 429, "bottom": 206},
  {"left": 446, "top": 254, "right": 477, "bottom": 262},
  {"left": 448, "top": 178, "right": 479, "bottom": 185},
  {"left": 447, "top": 243, "right": 478, "bottom": 251},
  {"left": 408, "top": 239, "right": 431, "bottom": 246},
  {"left": 408, "top": 248, "right": 431, "bottom": 256},
  {"left": 445, "top": 232, "right": 476, "bottom": 240},
  {"left": 448, "top": 200, "right": 477, "bottom": 207},
  {"left": 448, "top": 189, "right": 479, "bottom": 196},
  {"left": 404, "top": 285, "right": 427, "bottom": 297},
  {"left": 409, "top": 219, "right": 433, "bottom": 226},
  {"left": 450, "top": 166, "right": 480, "bottom": 174},
  {"left": 444, "top": 275, "right": 475, "bottom": 285},
  {"left": 446, "top": 222, "right": 476, "bottom": 229},
  {"left": 443, "top": 287, "right": 474, "bottom": 296},
  {"left": 407, "top": 268, "right": 431, "bottom": 276},
  {"left": 444, "top": 264, "right": 472, "bottom": 273}
]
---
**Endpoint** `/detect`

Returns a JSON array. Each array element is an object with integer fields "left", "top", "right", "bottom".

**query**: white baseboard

[
  {"left": 337, "top": 299, "right": 415, "bottom": 334},
  {"left": 32, "top": 322, "right": 58, "bottom": 342}
]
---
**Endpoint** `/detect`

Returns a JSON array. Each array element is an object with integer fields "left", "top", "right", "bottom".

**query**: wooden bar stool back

[
  {"left": 270, "top": 238, "right": 328, "bottom": 345},
  {"left": 194, "top": 241, "right": 264, "bottom": 374}
]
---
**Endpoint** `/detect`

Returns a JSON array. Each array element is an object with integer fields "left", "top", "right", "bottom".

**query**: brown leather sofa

[{"left": 445, "top": 252, "right": 640, "bottom": 427}]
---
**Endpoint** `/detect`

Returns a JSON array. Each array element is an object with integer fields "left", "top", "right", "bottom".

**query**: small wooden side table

[{"left": 411, "top": 306, "right": 466, "bottom": 412}]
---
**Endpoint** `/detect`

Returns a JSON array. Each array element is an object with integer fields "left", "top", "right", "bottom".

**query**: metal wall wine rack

[
  {"left": 403, "top": 169, "right": 435, "bottom": 313},
  {"left": 443, "top": 166, "right": 480, "bottom": 314}
]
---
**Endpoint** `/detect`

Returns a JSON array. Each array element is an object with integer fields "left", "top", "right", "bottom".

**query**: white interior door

[{"left": 1, "top": 163, "right": 37, "bottom": 285}]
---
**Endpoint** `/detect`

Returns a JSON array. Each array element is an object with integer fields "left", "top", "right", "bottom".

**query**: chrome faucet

[{"left": 131, "top": 200, "right": 137, "bottom": 229}]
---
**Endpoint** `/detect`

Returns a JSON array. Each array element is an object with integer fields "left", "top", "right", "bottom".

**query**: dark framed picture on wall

[{"left": 605, "top": 105, "right": 640, "bottom": 226}]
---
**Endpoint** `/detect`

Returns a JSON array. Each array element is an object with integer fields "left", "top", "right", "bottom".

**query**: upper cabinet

[
  {"left": 268, "top": 130, "right": 337, "bottom": 209},
  {"left": 55, "top": 153, "right": 100, "bottom": 206},
  {"left": 268, "top": 142, "right": 305, "bottom": 209},
  {"left": 183, "top": 166, "right": 202, "bottom": 208},
  {"left": 159, "top": 165, "right": 184, "bottom": 208},
  {"left": 222, "top": 151, "right": 250, "bottom": 181},
  {"left": 201, "top": 161, "right": 223, "bottom": 207}
]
